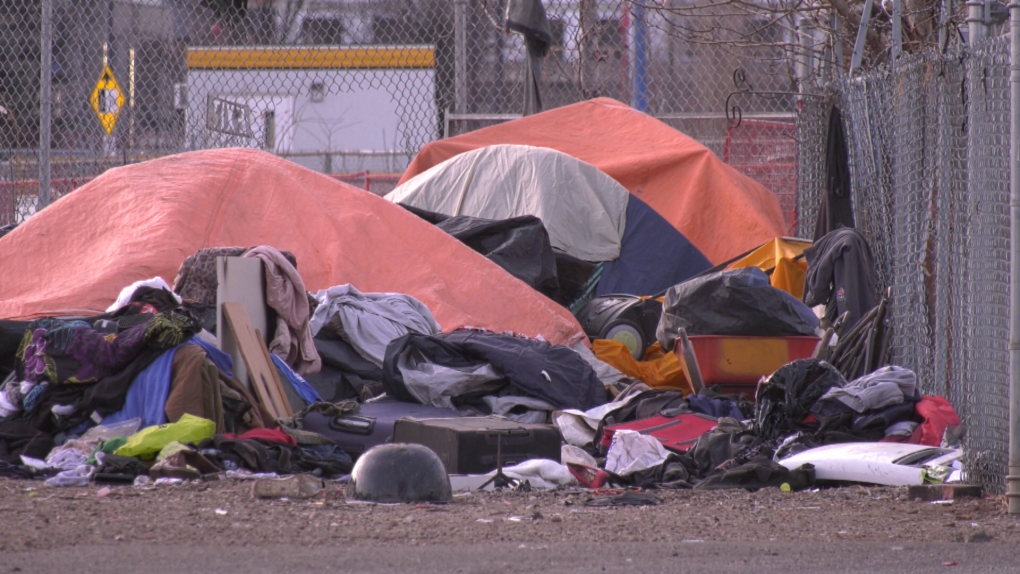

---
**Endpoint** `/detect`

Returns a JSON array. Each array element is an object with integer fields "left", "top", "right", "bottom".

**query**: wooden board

[
  {"left": 216, "top": 257, "right": 268, "bottom": 391},
  {"left": 677, "top": 328, "right": 705, "bottom": 394},
  {"left": 255, "top": 328, "right": 294, "bottom": 417},
  {"left": 221, "top": 301, "right": 289, "bottom": 419}
]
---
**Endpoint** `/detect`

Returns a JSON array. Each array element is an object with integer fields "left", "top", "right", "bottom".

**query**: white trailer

[{"left": 183, "top": 45, "right": 436, "bottom": 173}]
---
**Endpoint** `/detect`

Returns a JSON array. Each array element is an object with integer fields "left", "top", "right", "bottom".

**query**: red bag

[
  {"left": 601, "top": 413, "right": 718, "bottom": 454},
  {"left": 910, "top": 396, "right": 961, "bottom": 446}
]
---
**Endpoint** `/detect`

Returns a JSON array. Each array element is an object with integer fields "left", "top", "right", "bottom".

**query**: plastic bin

[{"left": 679, "top": 335, "right": 820, "bottom": 397}]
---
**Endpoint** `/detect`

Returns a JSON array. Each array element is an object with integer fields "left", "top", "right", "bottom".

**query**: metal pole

[
  {"left": 631, "top": 2, "right": 648, "bottom": 112},
  {"left": 969, "top": 0, "right": 987, "bottom": 43},
  {"left": 129, "top": 47, "right": 135, "bottom": 152},
  {"left": 940, "top": 0, "right": 952, "bottom": 49},
  {"left": 817, "top": 16, "right": 831, "bottom": 85},
  {"left": 849, "top": 0, "right": 874, "bottom": 74},
  {"left": 105, "top": 0, "right": 115, "bottom": 156},
  {"left": 453, "top": 0, "right": 467, "bottom": 119},
  {"left": 798, "top": 17, "right": 815, "bottom": 93},
  {"left": 578, "top": 0, "right": 598, "bottom": 99},
  {"left": 832, "top": 12, "right": 844, "bottom": 77},
  {"left": 38, "top": 0, "right": 53, "bottom": 209},
  {"left": 1006, "top": 0, "right": 1020, "bottom": 514},
  {"left": 892, "top": 0, "right": 902, "bottom": 62}
]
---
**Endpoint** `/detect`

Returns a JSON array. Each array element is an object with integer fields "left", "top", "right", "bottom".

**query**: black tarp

[
  {"left": 656, "top": 267, "right": 819, "bottom": 350},
  {"left": 401, "top": 205, "right": 561, "bottom": 302},
  {"left": 505, "top": 0, "right": 551, "bottom": 116},
  {"left": 0, "top": 223, "right": 18, "bottom": 240},
  {"left": 1, "top": 320, "right": 31, "bottom": 379}
]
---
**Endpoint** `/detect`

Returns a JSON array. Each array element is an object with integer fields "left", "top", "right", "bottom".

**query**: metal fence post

[
  {"left": 38, "top": 0, "right": 52, "bottom": 209},
  {"left": 832, "top": 12, "right": 843, "bottom": 78},
  {"left": 630, "top": 2, "right": 648, "bottom": 112},
  {"left": 849, "top": 0, "right": 874, "bottom": 74},
  {"left": 940, "top": 0, "right": 952, "bottom": 48},
  {"left": 797, "top": 16, "right": 815, "bottom": 93},
  {"left": 454, "top": 0, "right": 467, "bottom": 119},
  {"left": 969, "top": 0, "right": 988, "bottom": 43},
  {"left": 1007, "top": 0, "right": 1020, "bottom": 514},
  {"left": 892, "top": 0, "right": 902, "bottom": 62}
]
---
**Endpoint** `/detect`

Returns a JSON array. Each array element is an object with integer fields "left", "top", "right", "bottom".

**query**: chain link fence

[
  {"left": 826, "top": 36, "right": 1012, "bottom": 493},
  {"left": 4, "top": 1, "right": 1017, "bottom": 492},
  {"left": 2, "top": 0, "right": 812, "bottom": 227}
]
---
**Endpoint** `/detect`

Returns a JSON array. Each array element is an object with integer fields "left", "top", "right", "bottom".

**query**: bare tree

[{"left": 632, "top": 0, "right": 958, "bottom": 72}]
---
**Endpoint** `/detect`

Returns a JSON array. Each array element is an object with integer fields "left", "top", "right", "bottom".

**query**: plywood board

[
  {"left": 216, "top": 257, "right": 267, "bottom": 389},
  {"left": 221, "top": 301, "right": 289, "bottom": 419},
  {"left": 255, "top": 328, "right": 294, "bottom": 417}
]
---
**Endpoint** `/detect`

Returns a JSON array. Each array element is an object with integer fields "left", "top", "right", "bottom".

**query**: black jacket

[
  {"left": 813, "top": 105, "right": 855, "bottom": 241},
  {"left": 803, "top": 228, "right": 877, "bottom": 330}
]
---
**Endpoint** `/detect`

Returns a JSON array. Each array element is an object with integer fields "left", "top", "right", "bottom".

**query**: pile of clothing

[
  {"left": 551, "top": 358, "right": 961, "bottom": 492},
  {"left": 304, "top": 285, "right": 609, "bottom": 423},
  {"left": 0, "top": 244, "right": 624, "bottom": 487}
]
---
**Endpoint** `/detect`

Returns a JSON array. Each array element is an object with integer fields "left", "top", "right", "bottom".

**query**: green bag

[{"left": 114, "top": 413, "right": 216, "bottom": 459}]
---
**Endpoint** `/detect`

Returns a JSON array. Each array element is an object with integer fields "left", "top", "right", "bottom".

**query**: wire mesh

[
  {"left": 1, "top": 0, "right": 1017, "bottom": 494},
  {"left": 960, "top": 37, "right": 1011, "bottom": 492},
  {"left": 2, "top": 0, "right": 814, "bottom": 227},
  {"left": 832, "top": 36, "right": 1012, "bottom": 493},
  {"left": 794, "top": 94, "right": 831, "bottom": 238}
]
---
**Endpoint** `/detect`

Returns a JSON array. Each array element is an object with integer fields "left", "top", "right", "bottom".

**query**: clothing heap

[
  {"left": 0, "top": 246, "right": 342, "bottom": 481},
  {"left": 550, "top": 358, "right": 961, "bottom": 492},
  {"left": 0, "top": 234, "right": 966, "bottom": 495},
  {"left": 303, "top": 284, "right": 608, "bottom": 423},
  {"left": 0, "top": 244, "right": 623, "bottom": 487}
]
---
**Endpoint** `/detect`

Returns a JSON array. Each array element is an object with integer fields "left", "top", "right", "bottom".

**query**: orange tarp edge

[
  {"left": 401, "top": 98, "right": 786, "bottom": 265},
  {"left": 0, "top": 149, "right": 586, "bottom": 347},
  {"left": 729, "top": 237, "right": 810, "bottom": 300},
  {"left": 593, "top": 340, "right": 692, "bottom": 394}
]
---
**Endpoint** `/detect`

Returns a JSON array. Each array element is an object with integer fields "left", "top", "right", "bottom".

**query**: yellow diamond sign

[{"left": 89, "top": 65, "right": 125, "bottom": 135}]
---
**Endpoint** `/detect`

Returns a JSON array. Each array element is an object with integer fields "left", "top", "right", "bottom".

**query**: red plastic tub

[{"left": 681, "top": 335, "right": 820, "bottom": 397}]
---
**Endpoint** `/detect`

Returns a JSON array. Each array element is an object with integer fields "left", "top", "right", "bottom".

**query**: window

[
  {"left": 548, "top": 18, "right": 565, "bottom": 49},
  {"left": 301, "top": 17, "right": 345, "bottom": 45},
  {"left": 596, "top": 18, "right": 624, "bottom": 60}
]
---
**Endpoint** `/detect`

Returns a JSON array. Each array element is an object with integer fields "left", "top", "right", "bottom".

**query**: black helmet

[{"left": 346, "top": 443, "right": 452, "bottom": 504}]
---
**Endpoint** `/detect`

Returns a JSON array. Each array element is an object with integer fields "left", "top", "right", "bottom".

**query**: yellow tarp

[
  {"left": 729, "top": 237, "right": 811, "bottom": 299},
  {"left": 593, "top": 340, "right": 693, "bottom": 395}
]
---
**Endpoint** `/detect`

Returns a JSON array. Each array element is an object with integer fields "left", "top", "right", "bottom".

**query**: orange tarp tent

[
  {"left": 401, "top": 98, "right": 786, "bottom": 265},
  {"left": 0, "top": 149, "right": 585, "bottom": 347}
]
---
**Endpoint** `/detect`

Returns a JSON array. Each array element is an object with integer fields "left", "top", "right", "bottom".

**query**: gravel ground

[{"left": 1, "top": 477, "right": 1017, "bottom": 553}]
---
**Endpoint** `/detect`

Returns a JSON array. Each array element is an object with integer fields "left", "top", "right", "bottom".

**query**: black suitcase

[
  {"left": 303, "top": 401, "right": 459, "bottom": 459},
  {"left": 392, "top": 417, "right": 561, "bottom": 474}
]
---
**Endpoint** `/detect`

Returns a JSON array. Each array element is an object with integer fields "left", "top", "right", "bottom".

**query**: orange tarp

[
  {"left": 0, "top": 149, "right": 585, "bottom": 347},
  {"left": 401, "top": 98, "right": 786, "bottom": 265},
  {"left": 593, "top": 340, "right": 692, "bottom": 394}
]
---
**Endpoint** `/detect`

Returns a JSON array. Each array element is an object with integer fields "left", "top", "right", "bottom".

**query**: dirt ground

[{"left": 1, "top": 477, "right": 1018, "bottom": 553}]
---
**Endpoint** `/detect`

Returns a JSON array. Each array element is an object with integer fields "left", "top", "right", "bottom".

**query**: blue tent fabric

[
  {"left": 102, "top": 338, "right": 239, "bottom": 430},
  {"left": 271, "top": 353, "right": 322, "bottom": 405},
  {"left": 101, "top": 344, "right": 182, "bottom": 429},
  {"left": 596, "top": 195, "right": 712, "bottom": 296},
  {"left": 193, "top": 336, "right": 234, "bottom": 378}
]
